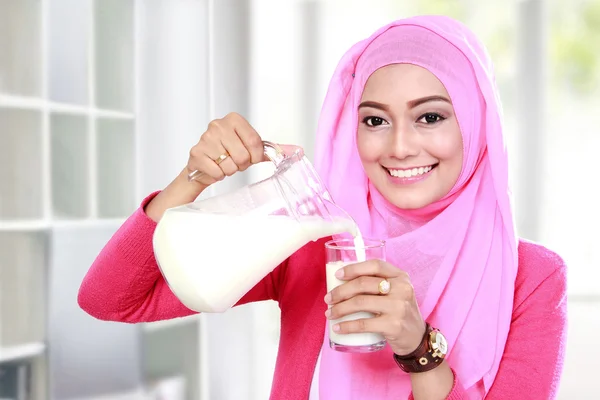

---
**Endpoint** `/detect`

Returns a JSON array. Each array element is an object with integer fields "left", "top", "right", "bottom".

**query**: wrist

[
  {"left": 176, "top": 167, "right": 210, "bottom": 190},
  {"left": 396, "top": 320, "right": 428, "bottom": 356},
  {"left": 145, "top": 168, "right": 208, "bottom": 222},
  {"left": 409, "top": 361, "right": 454, "bottom": 400},
  {"left": 393, "top": 323, "right": 448, "bottom": 374}
]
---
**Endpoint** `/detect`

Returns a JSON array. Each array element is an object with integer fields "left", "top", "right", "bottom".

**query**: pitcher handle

[{"left": 187, "top": 140, "right": 287, "bottom": 183}]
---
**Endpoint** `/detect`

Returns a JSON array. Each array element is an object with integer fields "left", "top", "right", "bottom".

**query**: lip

[{"left": 384, "top": 164, "right": 437, "bottom": 185}]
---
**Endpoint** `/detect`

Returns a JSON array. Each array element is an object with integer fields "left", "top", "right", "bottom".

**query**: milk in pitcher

[{"left": 153, "top": 207, "right": 358, "bottom": 313}]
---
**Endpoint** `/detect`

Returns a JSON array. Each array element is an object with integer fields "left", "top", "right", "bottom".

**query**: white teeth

[{"left": 388, "top": 165, "right": 433, "bottom": 178}]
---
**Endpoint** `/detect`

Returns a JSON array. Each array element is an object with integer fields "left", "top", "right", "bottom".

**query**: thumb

[{"left": 261, "top": 144, "right": 304, "bottom": 162}]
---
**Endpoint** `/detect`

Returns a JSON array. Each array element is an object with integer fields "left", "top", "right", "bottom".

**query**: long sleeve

[
  {"left": 78, "top": 192, "right": 284, "bottom": 323},
  {"left": 409, "top": 246, "right": 567, "bottom": 400}
]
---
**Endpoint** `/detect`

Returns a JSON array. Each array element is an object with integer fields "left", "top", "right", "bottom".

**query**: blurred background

[{"left": 0, "top": 0, "right": 598, "bottom": 399}]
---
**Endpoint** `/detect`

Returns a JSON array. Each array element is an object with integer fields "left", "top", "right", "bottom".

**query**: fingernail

[
  {"left": 324, "top": 293, "right": 332, "bottom": 304},
  {"left": 332, "top": 324, "right": 340, "bottom": 332},
  {"left": 324, "top": 309, "right": 331, "bottom": 318},
  {"left": 335, "top": 268, "right": 344, "bottom": 279}
]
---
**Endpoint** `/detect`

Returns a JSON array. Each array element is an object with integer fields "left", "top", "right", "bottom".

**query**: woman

[{"left": 78, "top": 16, "right": 567, "bottom": 399}]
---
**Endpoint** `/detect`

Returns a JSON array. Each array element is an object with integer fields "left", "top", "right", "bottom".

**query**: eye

[
  {"left": 417, "top": 112, "right": 445, "bottom": 124},
  {"left": 362, "top": 116, "right": 388, "bottom": 127}
]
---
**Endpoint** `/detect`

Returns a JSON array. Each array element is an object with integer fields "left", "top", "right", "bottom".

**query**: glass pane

[
  {"left": 0, "top": 109, "right": 43, "bottom": 220},
  {"left": 0, "top": 231, "right": 47, "bottom": 347},
  {"left": 94, "top": 0, "right": 134, "bottom": 111},
  {"left": 96, "top": 118, "right": 136, "bottom": 218},
  {"left": 142, "top": 323, "right": 198, "bottom": 399},
  {"left": 48, "top": 0, "right": 91, "bottom": 105},
  {"left": 0, "top": 0, "right": 42, "bottom": 97},
  {"left": 50, "top": 114, "right": 90, "bottom": 219},
  {"left": 0, "top": 362, "right": 33, "bottom": 399}
]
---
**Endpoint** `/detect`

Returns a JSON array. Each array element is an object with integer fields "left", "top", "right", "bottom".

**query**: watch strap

[{"left": 393, "top": 323, "right": 445, "bottom": 373}]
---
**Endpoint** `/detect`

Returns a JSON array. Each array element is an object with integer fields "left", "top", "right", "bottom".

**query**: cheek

[
  {"left": 356, "top": 131, "right": 384, "bottom": 163},
  {"left": 429, "top": 129, "right": 463, "bottom": 165}
]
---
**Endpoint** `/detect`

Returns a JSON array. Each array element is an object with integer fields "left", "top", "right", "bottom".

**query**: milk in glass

[{"left": 325, "top": 235, "right": 387, "bottom": 351}]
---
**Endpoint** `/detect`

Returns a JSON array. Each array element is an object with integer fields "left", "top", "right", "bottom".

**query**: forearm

[
  {"left": 145, "top": 167, "right": 209, "bottom": 222},
  {"left": 410, "top": 362, "right": 455, "bottom": 400}
]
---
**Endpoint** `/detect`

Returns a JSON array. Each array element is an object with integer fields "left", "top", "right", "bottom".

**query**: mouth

[{"left": 385, "top": 163, "right": 438, "bottom": 178}]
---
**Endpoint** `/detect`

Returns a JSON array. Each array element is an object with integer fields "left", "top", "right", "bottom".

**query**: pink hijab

[{"left": 313, "top": 16, "right": 518, "bottom": 398}]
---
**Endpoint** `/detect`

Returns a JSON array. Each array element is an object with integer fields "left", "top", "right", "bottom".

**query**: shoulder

[
  {"left": 516, "top": 238, "right": 567, "bottom": 284},
  {"left": 517, "top": 238, "right": 566, "bottom": 272},
  {"left": 514, "top": 238, "right": 567, "bottom": 313}
]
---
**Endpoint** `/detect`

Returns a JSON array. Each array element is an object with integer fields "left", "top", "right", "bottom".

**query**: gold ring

[
  {"left": 214, "top": 152, "right": 230, "bottom": 165},
  {"left": 378, "top": 279, "right": 391, "bottom": 295}
]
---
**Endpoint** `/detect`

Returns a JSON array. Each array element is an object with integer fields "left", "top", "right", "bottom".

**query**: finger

[
  {"left": 216, "top": 156, "right": 239, "bottom": 176},
  {"left": 260, "top": 143, "right": 294, "bottom": 163},
  {"left": 336, "top": 259, "right": 407, "bottom": 281},
  {"left": 227, "top": 113, "right": 264, "bottom": 164},
  {"left": 328, "top": 294, "right": 394, "bottom": 320},
  {"left": 197, "top": 125, "right": 230, "bottom": 162},
  {"left": 332, "top": 315, "right": 387, "bottom": 336},
  {"left": 277, "top": 144, "right": 303, "bottom": 157},
  {"left": 188, "top": 152, "right": 225, "bottom": 183},
  {"left": 327, "top": 275, "right": 384, "bottom": 304},
  {"left": 199, "top": 132, "right": 235, "bottom": 176},
  {"left": 219, "top": 127, "right": 252, "bottom": 172},
  {"left": 260, "top": 143, "right": 304, "bottom": 163}
]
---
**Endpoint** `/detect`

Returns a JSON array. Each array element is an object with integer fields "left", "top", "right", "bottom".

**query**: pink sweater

[{"left": 78, "top": 193, "right": 567, "bottom": 399}]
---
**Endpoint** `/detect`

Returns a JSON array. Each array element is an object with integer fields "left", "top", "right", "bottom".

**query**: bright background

[{"left": 0, "top": 0, "right": 598, "bottom": 399}]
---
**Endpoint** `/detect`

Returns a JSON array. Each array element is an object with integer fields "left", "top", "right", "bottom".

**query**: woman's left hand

[{"left": 324, "top": 259, "right": 426, "bottom": 356}]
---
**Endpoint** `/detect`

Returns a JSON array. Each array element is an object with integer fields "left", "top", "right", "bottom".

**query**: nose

[{"left": 390, "top": 122, "right": 420, "bottom": 159}]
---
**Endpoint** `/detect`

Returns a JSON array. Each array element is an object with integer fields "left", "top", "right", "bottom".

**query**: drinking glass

[{"left": 325, "top": 238, "right": 386, "bottom": 353}]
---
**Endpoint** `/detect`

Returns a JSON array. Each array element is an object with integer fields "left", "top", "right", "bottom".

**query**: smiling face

[{"left": 356, "top": 64, "right": 464, "bottom": 210}]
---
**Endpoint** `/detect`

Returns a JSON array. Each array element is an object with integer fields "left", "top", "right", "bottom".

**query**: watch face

[{"left": 430, "top": 330, "right": 448, "bottom": 357}]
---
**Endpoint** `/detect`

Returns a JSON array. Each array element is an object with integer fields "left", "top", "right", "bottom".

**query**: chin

[
  {"left": 378, "top": 181, "right": 444, "bottom": 210},
  {"left": 388, "top": 196, "right": 432, "bottom": 210},
  {"left": 377, "top": 184, "right": 430, "bottom": 210}
]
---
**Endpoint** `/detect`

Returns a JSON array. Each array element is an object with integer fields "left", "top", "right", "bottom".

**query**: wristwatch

[{"left": 393, "top": 322, "right": 448, "bottom": 373}]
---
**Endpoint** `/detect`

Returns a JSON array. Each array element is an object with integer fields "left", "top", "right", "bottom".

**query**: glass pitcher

[{"left": 152, "top": 141, "right": 358, "bottom": 313}]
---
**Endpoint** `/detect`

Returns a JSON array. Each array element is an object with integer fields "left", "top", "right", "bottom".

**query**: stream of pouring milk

[{"left": 153, "top": 208, "right": 360, "bottom": 313}]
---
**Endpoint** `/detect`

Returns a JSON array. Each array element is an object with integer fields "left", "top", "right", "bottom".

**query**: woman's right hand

[
  {"left": 186, "top": 112, "right": 266, "bottom": 187},
  {"left": 145, "top": 112, "right": 265, "bottom": 222}
]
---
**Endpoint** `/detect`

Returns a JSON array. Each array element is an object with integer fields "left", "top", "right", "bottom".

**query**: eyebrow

[{"left": 358, "top": 95, "right": 451, "bottom": 111}]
